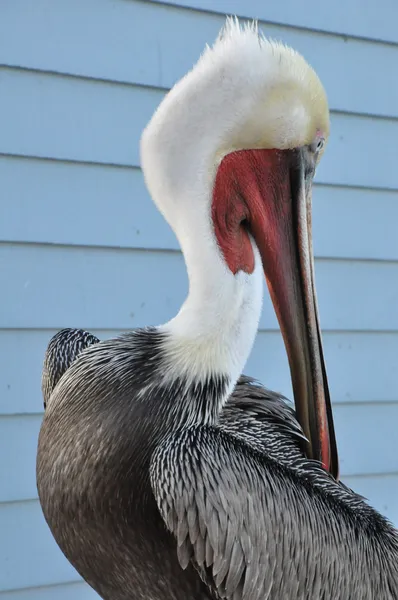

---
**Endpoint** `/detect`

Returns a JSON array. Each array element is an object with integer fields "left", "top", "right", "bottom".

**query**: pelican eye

[{"left": 315, "top": 137, "right": 325, "bottom": 153}]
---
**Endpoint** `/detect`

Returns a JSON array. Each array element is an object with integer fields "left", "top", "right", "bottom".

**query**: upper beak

[{"left": 249, "top": 147, "right": 339, "bottom": 480}]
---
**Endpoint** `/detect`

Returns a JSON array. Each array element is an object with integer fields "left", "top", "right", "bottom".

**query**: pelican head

[{"left": 141, "top": 19, "right": 338, "bottom": 478}]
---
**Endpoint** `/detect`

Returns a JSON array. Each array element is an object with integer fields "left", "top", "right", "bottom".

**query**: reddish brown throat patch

[{"left": 211, "top": 148, "right": 292, "bottom": 276}]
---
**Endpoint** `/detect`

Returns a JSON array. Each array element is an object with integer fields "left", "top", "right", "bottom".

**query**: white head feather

[{"left": 141, "top": 18, "right": 328, "bottom": 219}]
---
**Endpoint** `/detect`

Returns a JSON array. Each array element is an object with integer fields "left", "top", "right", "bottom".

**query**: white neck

[
  {"left": 159, "top": 201, "right": 264, "bottom": 394},
  {"left": 140, "top": 23, "right": 273, "bottom": 395}
]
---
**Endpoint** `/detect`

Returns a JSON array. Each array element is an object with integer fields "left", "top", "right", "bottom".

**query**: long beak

[{"left": 249, "top": 147, "right": 339, "bottom": 480}]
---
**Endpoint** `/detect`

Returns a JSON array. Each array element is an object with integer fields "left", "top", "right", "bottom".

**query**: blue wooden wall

[{"left": 1, "top": 0, "right": 398, "bottom": 597}]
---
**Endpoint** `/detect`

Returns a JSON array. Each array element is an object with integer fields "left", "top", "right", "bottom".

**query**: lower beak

[{"left": 250, "top": 148, "right": 339, "bottom": 480}]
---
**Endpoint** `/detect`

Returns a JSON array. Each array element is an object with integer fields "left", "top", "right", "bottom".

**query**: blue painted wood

[
  {"left": 1, "top": 68, "right": 398, "bottom": 190},
  {"left": 0, "top": 68, "right": 159, "bottom": 167},
  {"left": 0, "top": 501, "right": 80, "bottom": 591},
  {"left": 1, "top": 1, "right": 398, "bottom": 117},
  {"left": 312, "top": 185, "right": 398, "bottom": 261},
  {"left": 248, "top": 331, "right": 398, "bottom": 407},
  {"left": 2, "top": 329, "right": 398, "bottom": 417},
  {"left": 0, "top": 582, "right": 99, "bottom": 600},
  {"left": 0, "top": 244, "right": 189, "bottom": 330},
  {"left": 150, "top": 0, "right": 398, "bottom": 44},
  {"left": 334, "top": 404, "right": 398, "bottom": 476},
  {"left": 315, "top": 112, "right": 398, "bottom": 190},
  {"left": 1, "top": 157, "right": 398, "bottom": 261},
  {"left": 1, "top": 243, "right": 398, "bottom": 332},
  {"left": 0, "top": 158, "right": 179, "bottom": 253},
  {"left": 343, "top": 474, "right": 398, "bottom": 525},
  {"left": 0, "top": 416, "right": 40, "bottom": 502}
]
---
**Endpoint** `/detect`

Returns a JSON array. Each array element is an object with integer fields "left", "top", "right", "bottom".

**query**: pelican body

[{"left": 37, "top": 21, "right": 398, "bottom": 600}]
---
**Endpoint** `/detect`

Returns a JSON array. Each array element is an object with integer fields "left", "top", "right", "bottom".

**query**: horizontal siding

[
  {"left": 2, "top": 402, "right": 398, "bottom": 505},
  {"left": 3, "top": 329, "right": 398, "bottom": 417},
  {"left": 344, "top": 474, "right": 398, "bottom": 525},
  {"left": 1, "top": 67, "right": 398, "bottom": 190},
  {"left": 0, "top": 582, "right": 98, "bottom": 600},
  {"left": 1, "top": 1, "right": 398, "bottom": 117},
  {"left": 1, "top": 156, "right": 398, "bottom": 261},
  {"left": 1, "top": 243, "right": 398, "bottom": 332},
  {"left": 151, "top": 0, "right": 398, "bottom": 44},
  {"left": 0, "top": 501, "right": 79, "bottom": 592},
  {"left": 251, "top": 331, "right": 398, "bottom": 406},
  {"left": 0, "top": 158, "right": 178, "bottom": 254},
  {"left": 1, "top": 473, "right": 397, "bottom": 592},
  {"left": 0, "top": 416, "right": 40, "bottom": 501}
]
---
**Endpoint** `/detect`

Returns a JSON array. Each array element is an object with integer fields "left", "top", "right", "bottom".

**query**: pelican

[{"left": 37, "top": 20, "right": 398, "bottom": 600}]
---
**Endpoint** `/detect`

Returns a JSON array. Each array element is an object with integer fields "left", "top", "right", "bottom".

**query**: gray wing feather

[
  {"left": 150, "top": 426, "right": 314, "bottom": 600},
  {"left": 222, "top": 376, "right": 306, "bottom": 464},
  {"left": 150, "top": 424, "right": 392, "bottom": 600},
  {"left": 42, "top": 328, "right": 100, "bottom": 408}
]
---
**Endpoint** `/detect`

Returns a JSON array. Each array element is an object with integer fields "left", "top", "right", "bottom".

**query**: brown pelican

[{"left": 37, "top": 19, "right": 398, "bottom": 600}]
